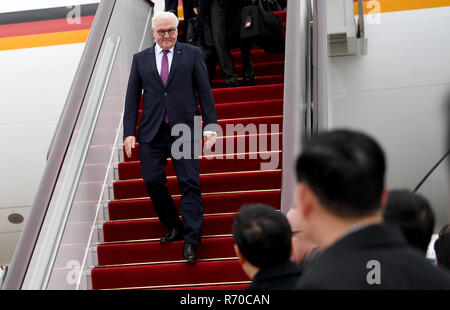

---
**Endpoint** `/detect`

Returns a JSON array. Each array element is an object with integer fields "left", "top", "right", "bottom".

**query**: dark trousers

[
  {"left": 165, "top": 0, "right": 178, "bottom": 14},
  {"left": 180, "top": 0, "right": 194, "bottom": 42},
  {"left": 165, "top": 0, "right": 194, "bottom": 19},
  {"left": 210, "top": 0, "right": 254, "bottom": 84},
  {"left": 166, "top": 0, "right": 195, "bottom": 44},
  {"left": 200, "top": 45, "right": 218, "bottom": 82},
  {"left": 139, "top": 122, "right": 203, "bottom": 245}
]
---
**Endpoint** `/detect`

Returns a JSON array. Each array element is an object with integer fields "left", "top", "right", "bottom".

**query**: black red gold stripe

[
  {"left": 0, "top": 3, "right": 98, "bottom": 25},
  {"left": 354, "top": 0, "right": 450, "bottom": 14},
  {"left": 0, "top": 3, "right": 98, "bottom": 50}
]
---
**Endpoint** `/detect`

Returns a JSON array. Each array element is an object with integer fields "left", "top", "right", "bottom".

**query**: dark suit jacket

[
  {"left": 296, "top": 224, "right": 450, "bottom": 290},
  {"left": 248, "top": 261, "right": 302, "bottom": 290},
  {"left": 123, "top": 42, "right": 218, "bottom": 143}
]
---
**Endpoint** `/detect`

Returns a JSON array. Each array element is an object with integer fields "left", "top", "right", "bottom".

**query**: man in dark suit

[
  {"left": 294, "top": 130, "right": 450, "bottom": 289},
  {"left": 123, "top": 11, "right": 218, "bottom": 263},
  {"left": 233, "top": 204, "right": 302, "bottom": 290}
]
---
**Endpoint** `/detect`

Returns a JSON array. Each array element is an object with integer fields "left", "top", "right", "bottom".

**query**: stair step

[
  {"left": 113, "top": 169, "right": 282, "bottom": 200},
  {"left": 123, "top": 131, "right": 282, "bottom": 162},
  {"left": 212, "top": 75, "right": 284, "bottom": 88},
  {"left": 153, "top": 283, "right": 250, "bottom": 290},
  {"left": 213, "top": 61, "right": 284, "bottom": 80},
  {"left": 108, "top": 189, "right": 281, "bottom": 221},
  {"left": 119, "top": 150, "right": 281, "bottom": 180},
  {"left": 103, "top": 214, "right": 236, "bottom": 243},
  {"left": 91, "top": 259, "right": 249, "bottom": 290},
  {"left": 97, "top": 237, "right": 236, "bottom": 266},
  {"left": 216, "top": 98, "right": 284, "bottom": 118},
  {"left": 231, "top": 49, "right": 284, "bottom": 65},
  {"left": 213, "top": 84, "right": 284, "bottom": 104},
  {"left": 137, "top": 98, "right": 283, "bottom": 124},
  {"left": 217, "top": 115, "right": 283, "bottom": 130},
  {"left": 135, "top": 115, "right": 283, "bottom": 138},
  {"left": 138, "top": 83, "right": 284, "bottom": 108}
]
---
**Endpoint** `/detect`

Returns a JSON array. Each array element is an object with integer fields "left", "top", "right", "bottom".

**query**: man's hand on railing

[{"left": 124, "top": 136, "right": 136, "bottom": 158}]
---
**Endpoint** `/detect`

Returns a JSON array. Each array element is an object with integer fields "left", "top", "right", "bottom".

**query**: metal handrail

[
  {"left": 312, "top": 0, "right": 329, "bottom": 133},
  {"left": 280, "top": 0, "right": 311, "bottom": 214},
  {"left": 357, "top": 0, "right": 365, "bottom": 38},
  {"left": 280, "top": 0, "right": 329, "bottom": 214},
  {"left": 40, "top": 37, "right": 121, "bottom": 290},
  {"left": 1, "top": 0, "right": 117, "bottom": 290}
]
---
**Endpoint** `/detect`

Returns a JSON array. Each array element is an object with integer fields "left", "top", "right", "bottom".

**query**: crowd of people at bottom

[{"left": 232, "top": 129, "right": 450, "bottom": 290}]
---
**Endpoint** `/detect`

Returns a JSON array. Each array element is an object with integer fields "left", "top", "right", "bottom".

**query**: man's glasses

[{"left": 156, "top": 28, "right": 177, "bottom": 36}]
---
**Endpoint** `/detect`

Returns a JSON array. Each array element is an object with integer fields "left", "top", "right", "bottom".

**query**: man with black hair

[
  {"left": 295, "top": 129, "right": 450, "bottom": 289},
  {"left": 233, "top": 204, "right": 302, "bottom": 290},
  {"left": 383, "top": 189, "right": 435, "bottom": 254}
]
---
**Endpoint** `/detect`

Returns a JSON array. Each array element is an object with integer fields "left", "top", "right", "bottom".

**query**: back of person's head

[
  {"left": 383, "top": 189, "right": 435, "bottom": 254},
  {"left": 295, "top": 129, "right": 386, "bottom": 218},
  {"left": 435, "top": 224, "right": 450, "bottom": 271},
  {"left": 233, "top": 204, "right": 292, "bottom": 268}
]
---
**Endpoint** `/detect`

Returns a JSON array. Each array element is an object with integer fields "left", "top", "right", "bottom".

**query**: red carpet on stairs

[
  {"left": 118, "top": 151, "right": 282, "bottom": 180},
  {"left": 108, "top": 189, "right": 281, "bottom": 221},
  {"left": 104, "top": 214, "right": 237, "bottom": 243},
  {"left": 91, "top": 10, "right": 287, "bottom": 290},
  {"left": 92, "top": 260, "right": 249, "bottom": 290},
  {"left": 113, "top": 170, "right": 282, "bottom": 200}
]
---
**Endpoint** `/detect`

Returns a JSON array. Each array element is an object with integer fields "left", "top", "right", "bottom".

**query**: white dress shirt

[{"left": 155, "top": 43, "right": 174, "bottom": 75}]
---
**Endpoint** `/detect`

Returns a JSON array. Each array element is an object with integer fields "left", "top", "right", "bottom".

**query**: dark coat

[
  {"left": 192, "top": 0, "right": 214, "bottom": 47},
  {"left": 248, "top": 261, "right": 302, "bottom": 290},
  {"left": 296, "top": 224, "right": 450, "bottom": 290},
  {"left": 194, "top": 0, "right": 250, "bottom": 49},
  {"left": 123, "top": 42, "right": 218, "bottom": 143}
]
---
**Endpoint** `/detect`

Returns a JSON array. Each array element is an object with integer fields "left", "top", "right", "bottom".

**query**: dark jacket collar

[
  {"left": 321, "top": 223, "right": 408, "bottom": 256},
  {"left": 146, "top": 42, "right": 184, "bottom": 89},
  {"left": 252, "top": 260, "right": 302, "bottom": 283},
  {"left": 146, "top": 42, "right": 183, "bottom": 55}
]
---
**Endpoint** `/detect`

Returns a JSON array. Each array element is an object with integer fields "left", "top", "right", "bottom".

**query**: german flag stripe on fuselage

[
  {"left": 354, "top": 0, "right": 450, "bottom": 14},
  {"left": 0, "top": 3, "right": 98, "bottom": 51}
]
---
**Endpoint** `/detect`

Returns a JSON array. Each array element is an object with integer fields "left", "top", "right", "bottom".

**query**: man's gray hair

[{"left": 151, "top": 11, "right": 179, "bottom": 29}]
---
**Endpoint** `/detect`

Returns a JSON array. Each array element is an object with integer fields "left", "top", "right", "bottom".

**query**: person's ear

[
  {"left": 234, "top": 244, "right": 246, "bottom": 264},
  {"left": 297, "top": 183, "right": 314, "bottom": 221},
  {"left": 380, "top": 186, "right": 388, "bottom": 210}
]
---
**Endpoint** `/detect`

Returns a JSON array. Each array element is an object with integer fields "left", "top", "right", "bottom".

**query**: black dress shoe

[
  {"left": 225, "top": 80, "right": 239, "bottom": 88},
  {"left": 243, "top": 74, "right": 255, "bottom": 86},
  {"left": 160, "top": 227, "right": 183, "bottom": 243},
  {"left": 183, "top": 243, "right": 197, "bottom": 263}
]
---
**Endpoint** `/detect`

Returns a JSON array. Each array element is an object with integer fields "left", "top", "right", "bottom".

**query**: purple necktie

[{"left": 161, "top": 50, "right": 169, "bottom": 123}]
